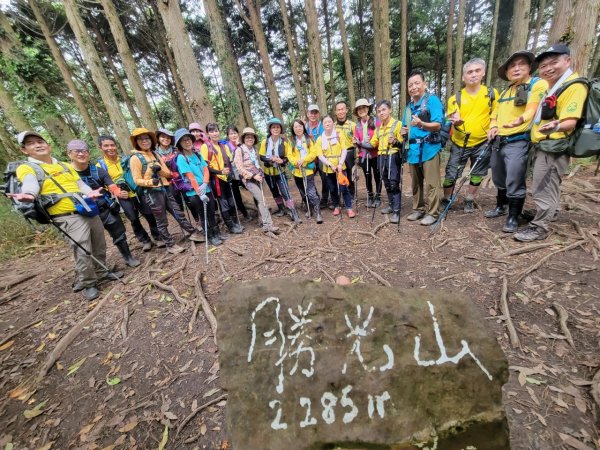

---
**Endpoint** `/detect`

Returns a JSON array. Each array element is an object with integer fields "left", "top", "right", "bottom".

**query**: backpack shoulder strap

[
  {"left": 420, "top": 92, "right": 430, "bottom": 114},
  {"left": 555, "top": 77, "right": 590, "bottom": 98},
  {"left": 487, "top": 86, "right": 495, "bottom": 115},
  {"left": 89, "top": 164, "right": 99, "bottom": 181},
  {"left": 97, "top": 159, "right": 108, "bottom": 171},
  {"left": 20, "top": 161, "right": 46, "bottom": 183},
  {"left": 456, "top": 90, "right": 461, "bottom": 108}
]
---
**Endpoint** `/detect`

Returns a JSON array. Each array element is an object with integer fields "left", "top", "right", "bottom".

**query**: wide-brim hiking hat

[
  {"left": 353, "top": 98, "right": 373, "bottom": 116},
  {"left": 17, "top": 130, "right": 46, "bottom": 146},
  {"left": 497, "top": 51, "right": 537, "bottom": 81},
  {"left": 129, "top": 127, "right": 157, "bottom": 150},
  {"left": 240, "top": 127, "right": 258, "bottom": 143},
  {"left": 535, "top": 43, "right": 570, "bottom": 62},
  {"left": 155, "top": 128, "right": 174, "bottom": 141},
  {"left": 66, "top": 139, "right": 89, "bottom": 152},
  {"left": 267, "top": 117, "right": 285, "bottom": 134},
  {"left": 188, "top": 122, "right": 203, "bottom": 132},
  {"left": 174, "top": 128, "right": 195, "bottom": 149}
]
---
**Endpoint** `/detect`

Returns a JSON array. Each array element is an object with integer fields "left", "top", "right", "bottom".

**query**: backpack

[
  {"left": 411, "top": 92, "right": 448, "bottom": 147},
  {"left": 121, "top": 152, "right": 158, "bottom": 193},
  {"left": 455, "top": 85, "right": 496, "bottom": 115},
  {"left": 1, "top": 161, "right": 72, "bottom": 224},
  {"left": 548, "top": 77, "right": 600, "bottom": 158},
  {"left": 167, "top": 152, "right": 194, "bottom": 193}
]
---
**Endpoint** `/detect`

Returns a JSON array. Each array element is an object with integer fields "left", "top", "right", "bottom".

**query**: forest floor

[{"left": 0, "top": 164, "right": 599, "bottom": 450}]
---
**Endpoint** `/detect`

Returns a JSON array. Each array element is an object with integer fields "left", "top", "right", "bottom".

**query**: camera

[{"left": 514, "top": 83, "right": 529, "bottom": 106}]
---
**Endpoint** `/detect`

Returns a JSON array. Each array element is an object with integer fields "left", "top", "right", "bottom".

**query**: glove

[
  {"left": 199, "top": 182, "right": 208, "bottom": 196},
  {"left": 151, "top": 164, "right": 162, "bottom": 173},
  {"left": 152, "top": 178, "right": 159, "bottom": 186},
  {"left": 200, "top": 194, "right": 209, "bottom": 204}
]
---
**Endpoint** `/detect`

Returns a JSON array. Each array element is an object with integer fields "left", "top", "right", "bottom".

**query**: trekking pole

[
  {"left": 227, "top": 177, "right": 242, "bottom": 226},
  {"left": 202, "top": 197, "right": 209, "bottom": 263},
  {"left": 371, "top": 156, "right": 383, "bottom": 225},
  {"left": 431, "top": 139, "right": 493, "bottom": 233},
  {"left": 47, "top": 217, "right": 126, "bottom": 285},
  {"left": 449, "top": 131, "right": 472, "bottom": 198},
  {"left": 397, "top": 141, "right": 407, "bottom": 233},
  {"left": 364, "top": 152, "right": 370, "bottom": 212},
  {"left": 276, "top": 165, "right": 299, "bottom": 219},
  {"left": 300, "top": 166, "right": 311, "bottom": 219},
  {"left": 353, "top": 145, "right": 359, "bottom": 206}
]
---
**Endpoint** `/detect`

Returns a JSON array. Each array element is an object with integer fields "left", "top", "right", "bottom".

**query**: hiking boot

[
  {"left": 273, "top": 203, "right": 286, "bottom": 217},
  {"left": 347, "top": 209, "right": 356, "bottom": 218},
  {"left": 332, "top": 207, "right": 341, "bottom": 216},
  {"left": 316, "top": 211, "right": 323, "bottom": 224},
  {"left": 101, "top": 271, "right": 124, "bottom": 282},
  {"left": 484, "top": 189, "right": 508, "bottom": 218},
  {"left": 188, "top": 231, "right": 206, "bottom": 242},
  {"left": 225, "top": 219, "right": 243, "bottom": 234},
  {"left": 407, "top": 210, "right": 425, "bottom": 221},
  {"left": 116, "top": 241, "right": 141, "bottom": 268},
  {"left": 154, "top": 240, "right": 166, "bottom": 248},
  {"left": 366, "top": 194, "right": 375, "bottom": 208},
  {"left": 208, "top": 227, "right": 223, "bottom": 246},
  {"left": 390, "top": 211, "right": 400, "bottom": 223},
  {"left": 464, "top": 198, "right": 475, "bottom": 213},
  {"left": 420, "top": 214, "right": 437, "bottom": 226},
  {"left": 167, "top": 244, "right": 186, "bottom": 254},
  {"left": 84, "top": 286, "right": 100, "bottom": 301},
  {"left": 123, "top": 254, "right": 141, "bottom": 268},
  {"left": 380, "top": 206, "right": 393, "bottom": 214},
  {"left": 373, "top": 194, "right": 382, "bottom": 208},
  {"left": 514, "top": 225, "right": 548, "bottom": 242},
  {"left": 290, "top": 208, "right": 302, "bottom": 224},
  {"left": 503, "top": 197, "right": 524, "bottom": 233},
  {"left": 262, "top": 225, "right": 280, "bottom": 234},
  {"left": 142, "top": 241, "right": 152, "bottom": 252}
]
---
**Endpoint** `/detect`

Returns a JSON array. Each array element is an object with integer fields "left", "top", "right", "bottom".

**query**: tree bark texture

[
  {"left": 531, "top": 0, "right": 547, "bottom": 51},
  {"left": 62, "top": 0, "right": 131, "bottom": 152},
  {"left": 570, "top": 0, "right": 600, "bottom": 75},
  {"left": 486, "top": 0, "right": 500, "bottom": 87},
  {"left": 279, "top": 0, "right": 306, "bottom": 115},
  {"left": 0, "top": 81, "right": 32, "bottom": 132},
  {"left": 305, "top": 0, "right": 327, "bottom": 113},
  {"left": 323, "top": 0, "right": 335, "bottom": 110},
  {"left": 157, "top": 0, "right": 215, "bottom": 124},
  {"left": 373, "top": 0, "right": 392, "bottom": 100},
  {"left": 373, "top": 0, "right": 383, "bottom": 100},
  {"left": 453, "top": 0, "right": 467, "bottom": 92},
  {"left": 399, "top": 0, "right": 408, "bottom": 113},
  {"left": 99, "top": 0, "right": 156, "bottom": 129},
  {"left": 548, "top": 0, "right": 574, "bottom": 44},
  {"left": 510, "top": 0, "right": 532, "bottom": 52},
  {"left": 336, "top": 0, "right": 356, "bottom": 112},
  {"left": 445, "top": 0, "right": 456, "bottom": 101}
]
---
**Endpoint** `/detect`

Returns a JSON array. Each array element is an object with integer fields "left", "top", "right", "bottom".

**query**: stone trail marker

[{"left": 217, "top": 279, "right": 509, "bottom": 450}]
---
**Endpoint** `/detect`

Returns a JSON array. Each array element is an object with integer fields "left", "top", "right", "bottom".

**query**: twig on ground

[
  {"left": 0, "top": 318, "right": 42, "bottom": 347},
  {"left": 552, "top": 302, "right": 575, "bottom": 348},
  {"left": 349, "top": 230, "right": 378, "bottom": 239},
  {"left": 359, "top": 261, "right": 391, "bottom": 287},
  {"left": 514, "top": 240, "right": 585, "bottom": 282},
  {"left": 223, "top": 244, "right": 245, "bottom": 256},
  {"left": 497, "top": 242, "right": 557, "bottom": 258},
  {"left": 319, "top": 267, "right": 335, "bottom": 283},
  {"left": 435, "top": 272, "right": 466, "bottom": 283},
  {"left": 463, "top": 255, "right": 511, "bottom": 265},
  {"left": 190, "top": 241, "right": 198, "bottom": 257},
  {"left": 176, "top": 393, "right": 227, "bottom": 437},
  {"left": 0, "top": 290, "right": 21, "bottom": 306},
  {"left": 217, "top": 259, "right": 228, "bottom": 278},
  {"left": 285, "top": 222, "right": 298, "bottom": 236},
  {"left": 193, "top": 272, "right": 217, "bottom": 342},
  {"left": 0, "top": 272, "right": 39, "bottom": 291},
  {"left": 121, "top": 305, "right": 129, "bottom": 340},
  {"left": 500, "top": 276, "right": 520, "bottom": 349},
  {"left": 148, "top": 280, "right": 188, "bottom": 306},
  {"left": 435, "top": 236, "right": 468, "bottom": 249},
  {"left": 372, "top": 220, "right": 389, "bottom": 235}
]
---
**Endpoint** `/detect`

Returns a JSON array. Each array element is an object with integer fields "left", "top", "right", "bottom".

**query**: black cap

[
  {"left": 535, "top": 43, "right": 570, "bottom": 62},
  {"left": 497, "top": 51, "right": 536, "bottom": 81}
]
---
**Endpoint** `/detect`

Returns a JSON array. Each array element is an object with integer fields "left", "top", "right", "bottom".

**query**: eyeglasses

[
  {"left": 137, "top": 137, "right": 152, "bottom": 142},
  {"left": 70, "top": 149, "right": 89, "bottom": 154}
]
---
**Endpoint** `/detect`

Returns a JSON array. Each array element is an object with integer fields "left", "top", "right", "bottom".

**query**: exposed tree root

[
  {"left": 514, "top": 240, "right": 585, "bottom": 282},
  {"left": 552, "top": 302, "right": 575, "bottom": 348},
  {"left": 500, "top": 276, "right": 520, "bottom": 349}
]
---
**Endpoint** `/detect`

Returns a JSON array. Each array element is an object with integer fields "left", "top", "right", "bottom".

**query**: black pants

[
  {"left": 212, "top": 178, "right": 239, "bottom": 223},
  {"left": 141, "top": 188, "right": 196, "bottom": 247},
  {"left": 169, "top": 183, "right": 198, "bottom": 222},
  {"left": 231, "top": 179, "right": 249, "bottom": 217},
  {"left": 119, "top": 196, "right": 159, "bottom": 243},
  {"left": 99, "top": 203, "right": 128, "bottom": 246},
  {"left": 380, "top": 154, "right": 402, "bottom": 211},
  {"left": 184, "top": 192, "right": 217, "bottom": 230},
  {"left": 316, "top": 161, "right": 329, "bottom": 203},
  {"left": 360, "top": 155, "right": 381, "bottom": 196},
  {"left": 344, "top": 147, "right": 356, "bottom": 193}
]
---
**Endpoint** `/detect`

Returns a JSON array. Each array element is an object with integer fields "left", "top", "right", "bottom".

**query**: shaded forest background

[{"left": 0, "top": 0, "right": 599, "bottom": 165}]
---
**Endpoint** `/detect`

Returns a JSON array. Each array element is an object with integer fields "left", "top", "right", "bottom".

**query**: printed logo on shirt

[{"left": 566, "top": 101, "right": 578, "bottom": 113}]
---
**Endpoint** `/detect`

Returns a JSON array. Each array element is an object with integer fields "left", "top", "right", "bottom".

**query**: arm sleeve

[
  {"left": 97, "top": 166, "right": 115, "bottom": 188},
  {"left": 286, "top": 145, "right": 299, "bottom": 166},
  {"left": 522, "top": 80, "right": 546, "bottom": 122},
  {"left": 185, "top": 172, "right": 201, "bottom": 192},
  {"left": 20, "top": 173, "right": 40, "bottom": 197},
  {"left": 158, "top": 157, "right": 171, "bottom": 179},
  {"left": 340, "top": 148, "right": 348, "bottom": 164},
  {"left": 76, "top": 179, "right": 93, "bottom": 195},
  {"left": 429, "top": 96, "right": 444, "bottom": 124}
]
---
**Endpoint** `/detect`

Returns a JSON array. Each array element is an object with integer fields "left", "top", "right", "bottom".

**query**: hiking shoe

[
  {"left": 333, "top": 207, "right": 341, "bottom": 216},
  {"left": 142, "top": 241, "right": 152, "bottom": 252},
  {"left": 514, "top": 225, "right": 548, "bottom": 242},
  {"left": 420, "top": 215, "right": 437, "bottom": 226},
  {"left": 390, "top": 212, "right": 400, "bottom": 223},
  {"left": 484, "top": 205, "right": 507, "bottom": 218},
  {"left": 84, "top": 286, "right": 99, "bottom": 301},
  {"left": 406, "top": 210, "right": 425, "bottom": 221},
  {"left": 154, "top": 240, "right": 166, "bottom": 248},
  {"left": 347, "top": 209, "right": 356, "bottom": 218},
  {"left": 464, "top": 199, "right": 475, "bottom": 213},
  {"left": 124, "top": 255, "right": 141, "bottom": 268},
  {"left": 274, "top": 204, "right": 286, "bottom": 217},
  {"left": 262, "top": 225, "right": 280, "bottom": 234},
  {"left": 316, "top": 212, "right": 323, "bottom": 224},
  {"left": 102, "top": 271, "right": 124, "bottom": 281},
  {"left": 166, "top": 244, "right": 186, "bottom": 254},
  {"left": 188, "top": 232, "right": 206, "bottom": 242},
  {"left": 366, "top": 195, "right": 375, "bottom": 208},
  {"left": 380, "top": 206, "right": 393, "bottom": 214},
  {"left": 373, "top": 195, "right": 382, "bottom": 207}
]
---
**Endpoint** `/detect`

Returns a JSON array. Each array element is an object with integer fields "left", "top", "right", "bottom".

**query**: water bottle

[{"left": 593, "top": 118, "right": 600, "bottom": 134}]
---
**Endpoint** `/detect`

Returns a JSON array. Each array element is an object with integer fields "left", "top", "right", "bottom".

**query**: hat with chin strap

[{"left": 497, "top": 50, "right": 536, "bottom": 81}]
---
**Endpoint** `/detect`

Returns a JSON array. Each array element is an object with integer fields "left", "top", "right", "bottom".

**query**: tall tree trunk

[
  {"left": 287, "top": 0, "right": 308, "bottom": 108},
  {"left": 335, "top": 0, "right": 355, "bottom": 111},
  {"left": 236, "top": 0, "right": 283, "bottom": 118},
  {"left": 453, "top": 0, "right": 467, "bottom": 92},
  {"left": 531, "top": 0, "right": 547, "bottom": 51},
  {"left": 279, "top": 0, "right": 307, "bottom": 115},
  {"left": 203, "top": 0, "right": 251, "bottom": 128},
  {"left": 0, "top": 82, "right": 33, "bottom": 131},
  {"left": 62, "top": 0, "right": 131, "bottom": 152},
  {"left": 372, "top": 0, "right": 383, "bottom": 100},
  {"left": 99, "top": 0, "right": 155, "bottom": 128},
  {"left": 91, "top": 22, "right": 141, "bottom": 128},
  {"left": 570, "top": 0, "right": 600, "bottom": 75},
  {"left": 548, "top": 0, "right": 574, "bottom": 43},
  {"left": 305, "top": 0, "right": 327, "bottom": 113},
  {"left": 28, "top": 0, "right": 99, "bottom": 142},
  {"left": 373, "top": 0, "right": 392, "bottom": 100},
  {"left": 357, "top": 0, "right": 369, "bottom": 98},
  {"left": 445, "top": 0, "right": 456, "bottom": 101},
  {"left": 591, "top": 34, "right": 600, "bottom": 77},
  {"left": 510, "top": 0, "right": 531, "bottom": 52},
  {"left": 323, "top": 0, "right": 335, "bottom": 109},
  {"left": 399, "top": 0, "right": 408, "bottom": 113},
  {"left": 157, "top": 0, "right": 215, "bottom": 124},
  {"left": 0, "top": 124, "right": 20, "bottom": 161},
  {"left": 487, "top": 0, "right": 500, "bottom": 87}
]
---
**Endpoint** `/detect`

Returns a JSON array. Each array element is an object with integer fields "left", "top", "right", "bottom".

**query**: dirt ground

[{"left": 0, "top": 165, "right": 599, "bottom": 450}]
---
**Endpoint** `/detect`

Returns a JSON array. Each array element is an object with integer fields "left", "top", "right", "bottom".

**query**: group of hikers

[{"left": 6, "top": 43, "right": 591, "bottom": 300}]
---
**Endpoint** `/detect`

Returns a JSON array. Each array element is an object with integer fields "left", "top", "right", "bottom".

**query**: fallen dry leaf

[
  {"left": 118, "top": 420, "right": 138, "bottom": 433},
  {"left": 0, "top": 340, "right": 14, "bottom": 351},
  {"left": 559, "top": 433, "right": 593, "bottom": 450}
]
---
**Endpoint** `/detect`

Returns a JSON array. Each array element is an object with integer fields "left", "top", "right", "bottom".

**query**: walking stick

[
  {"left": 227, "top": 177, "right": 242, "bottom": 226},
  {"left": 202, "top": 196, "right": 209, "bottom": 263},
  {"left": 275, "top": 165, "right": 299, "bottom": 220},
  {"left": 300, "top": 166, "right": 311, "bottom": 219},
  {"left": 397, "top": 140, "right": 407, "bottom": 233}
]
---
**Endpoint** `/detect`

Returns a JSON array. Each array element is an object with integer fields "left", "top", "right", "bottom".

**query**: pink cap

[{"left": 188, "top": 122, "right": 203, "bottom": 131}]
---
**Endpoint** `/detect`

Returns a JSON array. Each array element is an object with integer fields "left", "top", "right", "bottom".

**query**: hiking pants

[
  {"left": 360, "top": 154, "right": 381, "bottom": 196},
  {"left": 325, "top": 172, "right": 352, "bottom": 209},
  {"left": 491, "top": 140, "right": 529, "bottom": 199},
  {"left": 265, "top": 172, "right": 294, "bottom": 209},
  {"left": 316, "top": 161, "right": 330, "bottom": 203},
  {"left": 245, "top": 180, "right": 274, "bottom": 228},
  {"left": 410, "top": 154, "right": 442, "bottom": 217},
  {"left": 380, "top": 154, "right": 402, "bottom": 212},
  {"left": 294, "top": 174, "right": 320, "bottom": 210},
  {"left": 119, "top": 196, "right": 159, "bottom": 244},
  {"left": 169, "top": 183, "right": 197, "bottom": 223},
  {"left": 344, "top": 147, "right": 356, "bottom": 193},
  {"left": 185, "top": 192, "right": 217, "bottom": 230},
  {"left": 444, "top": 141, "right": 490, "bottom": 186},
  {"left": 142, "top": 188, "right": 196, "bottom": 247},
  {"left": 55, "top": 214, "right": 107, "bottom": 288},
  {"left": 231, "top": 179, "right": 249, "bottom": 217},
  {"left": 530, "top": 150, "right": 569, "bottom": 232},
  {"left": 99, "top": 204, "right": 127, "bottom": 247},
  {"left": 214, "top": 178, "right": 238, "bottom": 223}
]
